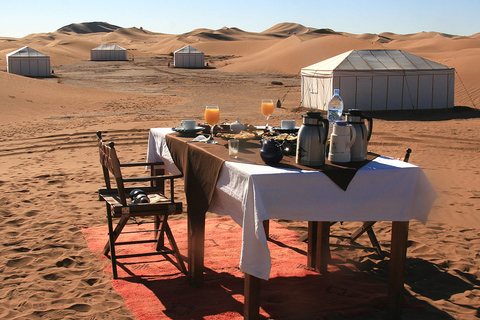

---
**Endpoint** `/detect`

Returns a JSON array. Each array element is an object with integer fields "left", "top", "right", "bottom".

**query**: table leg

[
  {"left": 188, "top": 212, "right": 205, "bottom": 287},
  {"left": 307, "top": 221, "right": 331, "bottom": 273},
  {"left": 307, "top": 221, "right": 317, "bottom": 269},
  {"left": 387, "top": 221, "right": 409, "bottom": 320},
  {"left": 263, "top": 220, "right": 270, "bottom": 240},
  {"left": 152, "top": 168, "right": 166, "bottom": 240},
  {"left": 244, "top": 273, "right": 261, "bottom": 320}
]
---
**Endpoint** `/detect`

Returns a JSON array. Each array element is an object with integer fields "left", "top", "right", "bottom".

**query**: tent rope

[
  {"left": 278, "top": 70, "right": 301, "bottom": 106},
  {"left": 455, "top": 70, "right": 478, "bottom": 109}
]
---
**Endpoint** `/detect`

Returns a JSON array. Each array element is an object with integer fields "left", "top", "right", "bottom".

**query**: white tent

[
  {"left": 91, "top": 45, "right": 127, "bottom": 61},
  {"left": 174, "top": 45, "right": 204, "bottom": 68},
  {"left": 6, "top": 46, "right": 51, "bottom": 77},
  {"left": 301, "top": 50, "right": 455, "bottom": 111}
]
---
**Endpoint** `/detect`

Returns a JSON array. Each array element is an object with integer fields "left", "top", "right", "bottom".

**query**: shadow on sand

[{"left": 113, "top": 249, "right": 464, "bottom": 319}]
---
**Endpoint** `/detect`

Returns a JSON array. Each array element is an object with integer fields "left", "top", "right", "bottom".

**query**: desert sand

[{"left": 1, "top": 22, "right": 480, "bottom": 319}]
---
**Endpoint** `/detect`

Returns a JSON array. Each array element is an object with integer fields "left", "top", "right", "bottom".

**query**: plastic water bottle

[{"left": 327, "top": 89, "right": 344, "bottom": 138}]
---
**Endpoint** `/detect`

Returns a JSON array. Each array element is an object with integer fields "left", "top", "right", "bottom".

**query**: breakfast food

[
  {"left": 217, "top": 131, "right": 258, "bottom": 139},
  {"left": 267, "top": 133, "right": 297, "bottom": 141}
]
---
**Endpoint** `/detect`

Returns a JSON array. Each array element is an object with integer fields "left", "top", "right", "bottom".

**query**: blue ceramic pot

[{"left": 260, "top": 139, "right": 284, "bottom": 164}]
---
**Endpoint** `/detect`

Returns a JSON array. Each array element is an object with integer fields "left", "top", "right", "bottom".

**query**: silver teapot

[
  {"left": 344, "top": 109, "right": 373, "bottom": 162},
  {"left": 230, "top": 118, "right": 245, "bottom": 133},
  {"left": 296, "top": 111, "right": 329, "bottom": 166}
]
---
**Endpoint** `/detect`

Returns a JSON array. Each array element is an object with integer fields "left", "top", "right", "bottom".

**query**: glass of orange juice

[
  {"left": 204, "top": 105, "right": 220, "bottom": 143},
  {"left": 261, "top": 99, "right": 274, "bottom": 130}
]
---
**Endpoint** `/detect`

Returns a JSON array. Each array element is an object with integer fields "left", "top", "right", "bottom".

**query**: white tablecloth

[{"left": 148, "top": 128, "right": 437, "bottom": 280}]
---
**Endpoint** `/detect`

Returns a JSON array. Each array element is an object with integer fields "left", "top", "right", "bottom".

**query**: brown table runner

[
  {"left": 165, "top": 134, "right": 225, "bottom": 221},
  {"left": 165, "top": 132, "right": 378, "bottom": 218}
]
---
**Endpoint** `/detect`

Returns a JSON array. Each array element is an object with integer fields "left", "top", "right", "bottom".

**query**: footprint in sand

[
  {"left": 43, "top": 273, "right": 60, "bottom": 281},
  {"left": 67, "top": 304, "right": 93, "bottom": 313},
  {"left": 6, "top": 256, "right": 34, "bottom": 268},
  {"left": 56, "top": 257, "right": 75, "bottom": 268}
]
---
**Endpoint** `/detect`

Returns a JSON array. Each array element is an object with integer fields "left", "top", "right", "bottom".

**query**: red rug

[{"left": 83, "top": 217, "right": 390, "bottom": 319}]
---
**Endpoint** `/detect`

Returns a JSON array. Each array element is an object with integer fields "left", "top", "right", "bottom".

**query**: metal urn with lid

[
  {"left": 328, "top": 121, "right": 356, "bottom": 164},
  {"left": 344, "top": 109, "right": 373, "bottom": 162},
  {"left": 296, "top": 111, "right": 329, "bottom": 166}
]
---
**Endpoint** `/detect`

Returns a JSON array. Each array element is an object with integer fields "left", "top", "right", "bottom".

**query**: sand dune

[
  {"left": 1, "top": 21, "right": 479, "bottom": 108},
  {"left": 1, "top": 21, "right": 480, "bottom": 319},
  {"left": 58, "top": 22, "right": 122, "bottom": 34}
]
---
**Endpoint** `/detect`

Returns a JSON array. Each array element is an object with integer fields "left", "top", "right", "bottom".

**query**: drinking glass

[
  {"left": 261, "top": 99, "right": 274, "bottom": 130},
  {"left": 228, "top": 139, "right": 239, "bottom": 158},
  {"left": 204, "top": 105, "right": 220, "bottom": 144}
]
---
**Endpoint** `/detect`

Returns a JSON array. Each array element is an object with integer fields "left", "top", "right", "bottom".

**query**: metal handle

[
  {"left": 365, "top": 116, "right": 373, "bottom": 141},
  {"left": 348, "top": 125, "right": 357, "bottom": 149},
  {"left": 322, "top": 118, "right": 329, "bottom": 146}
]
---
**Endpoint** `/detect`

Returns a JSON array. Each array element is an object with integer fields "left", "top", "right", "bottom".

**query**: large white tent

[
  {"left": 7, "top": 46, "right": 51, "bottom": 77},
  {"left": 91, "top": 45, "right": 127, "bottom": 61},
  {"left": 301, "top": 50, "right": 455, "bottom": 111},
  {"left": 174, "top": 45, "right": 204, "bottom": 68}
]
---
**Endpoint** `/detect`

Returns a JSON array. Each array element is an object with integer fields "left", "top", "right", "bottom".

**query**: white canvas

[
  {"left": 6, "top": 46, "right": 51, "bottom": 77},
  {"left": 301, "top": 50, "right": 455, "bottom": 111},
  {"left": 174, "top": 45, "right": 204, "bottom": 68}
]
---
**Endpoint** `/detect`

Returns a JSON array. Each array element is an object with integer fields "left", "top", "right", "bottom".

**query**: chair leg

[
  {"left": 350, "top": 221, "right": 383, "bottom": 258},
  {"left": 104, "top": 205, "right": 119, "bottom": 279},
  {"left": 155, "top": 215, "right": 166, "bottom": 249},
  {"left": 154, "top": 215, "right": 160, "bottom": 240},
  {"left": 350, "top": 221, "right": 376, "bottom": 242},
  {"left": 163, "top": 220, "right": 187, "bottom": 274},
  {"left": 103, "top": 215, "right": 129, "bottom": 255},
  {"left": 366, "top": 227, "right": 384, "bottom": 258}
]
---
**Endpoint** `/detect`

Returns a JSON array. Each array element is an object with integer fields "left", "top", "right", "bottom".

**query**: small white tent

[
  {"left": 301, "top": 50, "right": 455, "bottom": 111},
  {"left": 91, "top": 45, "right": 127, "bottom": 61},
  {"left": 174, "top": 45, "right": 204, "bottom": 68},
  {"left": 7, "top": 46, "right": 51, "bottom": 77}
]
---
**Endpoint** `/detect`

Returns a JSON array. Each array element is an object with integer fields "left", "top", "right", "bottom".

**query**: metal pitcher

[
  {"left": 344, "top": 109, "right": 373, "bottom": 162},
  {"left": 296, "top": 111, "right": 329, "bottom": 166}
]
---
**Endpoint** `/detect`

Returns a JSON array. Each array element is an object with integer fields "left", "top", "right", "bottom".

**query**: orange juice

[
  {"left": 261, "top": 100, "right": 274, "bottom": 117},
  {"left": 205, "top": 107, "right": 220, "bottom": 126}
]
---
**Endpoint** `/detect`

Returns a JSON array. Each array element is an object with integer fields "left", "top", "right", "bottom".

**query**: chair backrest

[{"left": 97, "top": 131, "right": 128, "bottom": 206}]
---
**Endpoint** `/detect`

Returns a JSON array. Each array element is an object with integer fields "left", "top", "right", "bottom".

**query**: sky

[{"left": 0, "top": 0, "right": 479, "bottom": 38}]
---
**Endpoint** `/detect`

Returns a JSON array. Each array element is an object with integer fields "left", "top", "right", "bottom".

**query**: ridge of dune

[
  {"left": 219, "top": 26, "right": 246, "bottom": 34},
  {"left": 219, "top": 33, "right": 383, "bottom": 74},
  {"left": 100, "top": 27, "right": 161, "bottom": 44},
  {"left": 57, "top": 21, "right": 122, "bottom": 34},
  {"left": 261, "top": 22, "right": 314, "bottom": 35},
  {"left": 178, "top": 26, "right": 276, "bottom": 42},
  {"left": 353, "top": 33, "right": 393, "bottom": 44},
  {"left": 114, "top": 27, "right": 159, "bottom": 37}
]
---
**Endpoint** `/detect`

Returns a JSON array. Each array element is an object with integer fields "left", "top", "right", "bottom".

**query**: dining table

[{"left": 147, "top": 127, "right": 437, "bottom": 320}]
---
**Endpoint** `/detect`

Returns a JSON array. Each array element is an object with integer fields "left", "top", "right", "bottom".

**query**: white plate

[{"left": 172, "top": 126, "right": 204, "bottom": 133}]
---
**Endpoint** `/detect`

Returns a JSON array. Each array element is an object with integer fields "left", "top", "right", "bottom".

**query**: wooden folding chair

[
  {"left": 96, "top": 131, "right": 186, "bottom": 279},
  {"left": 329, "top": 148, "right": 412, "bottom": 258}
]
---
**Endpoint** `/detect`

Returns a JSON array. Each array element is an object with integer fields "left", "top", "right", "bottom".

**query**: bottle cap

[{"left": 334, "top": 89, "right": 340, "bottom": 95}]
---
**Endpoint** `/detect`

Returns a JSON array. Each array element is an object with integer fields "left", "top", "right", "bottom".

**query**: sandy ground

[{"left": 1, "top": 22, "right": 480, "bottom": 319}]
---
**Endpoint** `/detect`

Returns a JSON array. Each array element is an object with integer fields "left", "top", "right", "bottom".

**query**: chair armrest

[
  {"left": 120, "top": 161, "right": 165, "bottom": 167},
  {"left": 123, "top": 173, "right": 183, "bottom": 183}
]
